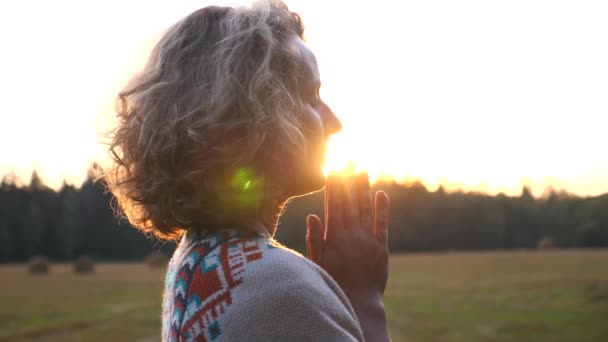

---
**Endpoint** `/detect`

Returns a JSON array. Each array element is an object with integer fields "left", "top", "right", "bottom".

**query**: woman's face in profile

[{"left": 285, "top": 37, "right": 342, "bottom": 196}]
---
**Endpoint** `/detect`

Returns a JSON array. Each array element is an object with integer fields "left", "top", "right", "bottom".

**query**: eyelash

[{"left": 310, "top": 90, "right": 321, "bottom": 106}]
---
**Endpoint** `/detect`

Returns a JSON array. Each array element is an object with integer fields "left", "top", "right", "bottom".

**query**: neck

[
  {"left": 254, "top": 195, "right": 290, "bottom": 238},
  {"left": 253, "top": 220, "right": 274, "bottom": 238}
]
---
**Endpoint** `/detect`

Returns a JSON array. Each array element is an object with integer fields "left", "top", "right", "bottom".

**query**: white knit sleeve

[{"left": 219, "top": 242, "right": 365, "bottom": 341}]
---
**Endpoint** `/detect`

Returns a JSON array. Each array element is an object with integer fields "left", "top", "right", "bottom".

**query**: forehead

[{"left": 290, "top": 37, "right": 320, "bottom": 86}]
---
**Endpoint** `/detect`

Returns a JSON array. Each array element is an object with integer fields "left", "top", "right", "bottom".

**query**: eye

[{"left": 309, "top": 88, "right": 321, "bottom": 106}]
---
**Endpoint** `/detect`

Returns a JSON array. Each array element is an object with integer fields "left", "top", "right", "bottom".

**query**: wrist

[
  {"left": 344, "top": 289, "right": 383, "bottom": 305},
  {"left": 344, "top": 290, "right": 390, "bottom": 342},
  {"left": 344, "top": 290, "right": 385, "bottom": 316}
]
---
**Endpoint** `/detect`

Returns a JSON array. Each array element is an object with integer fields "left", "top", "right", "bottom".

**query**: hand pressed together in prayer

[{"left": 306, "top": 172, "right": 391, "bottom": 342}]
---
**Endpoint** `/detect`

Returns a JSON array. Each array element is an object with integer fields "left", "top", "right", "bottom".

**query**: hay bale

[
  {"left": 28, "top": 256, "right": 49, "bottom": 275},
  {"left": 74, "top": 256, "right": 95, "bottom": 274},
  {"left": 537, "top": 237, "right": 557, "bottom": 250},
  {"left": 146, "top": 252, "right": 168, "bottom": 268}
]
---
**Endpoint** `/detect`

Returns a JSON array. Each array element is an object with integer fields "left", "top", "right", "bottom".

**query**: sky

[{"left": 0, "top": 0, "right": 606, "bottom": 197}]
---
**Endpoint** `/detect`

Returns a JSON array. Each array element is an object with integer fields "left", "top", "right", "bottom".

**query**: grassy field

[{"left": 1, "top": 250, "right": 607, "bottom": 341}]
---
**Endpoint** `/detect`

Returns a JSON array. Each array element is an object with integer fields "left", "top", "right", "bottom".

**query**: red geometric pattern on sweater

[{"left": 170, "top": 233, "right": 265, "bottom": 341}]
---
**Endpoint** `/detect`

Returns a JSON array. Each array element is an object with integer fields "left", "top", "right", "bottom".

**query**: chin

[{"left": 287, "top": 171, "right": 326, "bottom": 198}]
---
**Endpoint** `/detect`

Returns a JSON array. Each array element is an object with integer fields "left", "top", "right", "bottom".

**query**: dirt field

[{"left": 1, "top": 250, "right": 607, "bottom": 341}]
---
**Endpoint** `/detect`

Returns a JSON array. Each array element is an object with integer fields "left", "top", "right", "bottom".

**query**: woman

[{"left": 104, "top": 1, "right": 391, "bottom": 341}]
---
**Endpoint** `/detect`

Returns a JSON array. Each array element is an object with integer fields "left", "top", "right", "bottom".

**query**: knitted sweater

[{"left": 161, "top": 228, "right": 365, "bottom": 342}]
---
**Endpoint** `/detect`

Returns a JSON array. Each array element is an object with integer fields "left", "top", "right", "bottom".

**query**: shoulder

[
  {"left": 240, "top": 238, "right": 344, "bottom": 299},
  {"left": 220, "top": 237, "right": 365, "bottom": 341},
  {"left": 167, "top": 234, "right": 364, "bottom": 341}
]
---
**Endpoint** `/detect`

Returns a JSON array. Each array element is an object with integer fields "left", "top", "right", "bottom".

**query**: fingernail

[{"left": 306, "top": 214, "right": 317, "bottom": 225}]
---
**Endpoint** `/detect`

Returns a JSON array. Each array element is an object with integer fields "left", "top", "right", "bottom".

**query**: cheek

[
  {"left": 304, "top": 118, "right": 324, "bottom": 159},
  {"left": 302, "top": 108, "right": 324, "bottom": 142}
]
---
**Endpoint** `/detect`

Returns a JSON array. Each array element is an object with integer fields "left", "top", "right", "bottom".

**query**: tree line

[{"left": 1, "top": 170, "right": 607, "bottom": 263}]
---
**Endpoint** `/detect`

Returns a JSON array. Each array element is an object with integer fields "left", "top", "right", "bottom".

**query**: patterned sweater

[{"left": 161, "top": 228, "right": 365, "bottom": 341}]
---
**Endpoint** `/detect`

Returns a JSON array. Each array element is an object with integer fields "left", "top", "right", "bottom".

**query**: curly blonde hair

[{"left": 104, "top": 1, "right": 307, "bottom": 240}]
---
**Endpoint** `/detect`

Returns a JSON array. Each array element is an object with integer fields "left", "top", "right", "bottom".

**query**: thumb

[{"left": 306, "top": 214, "right": 325, "bottom": 263}]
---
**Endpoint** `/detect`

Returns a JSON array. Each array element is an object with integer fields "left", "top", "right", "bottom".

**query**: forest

[{"left": 1, "top": 167, "right": 607, "bottom": 263}]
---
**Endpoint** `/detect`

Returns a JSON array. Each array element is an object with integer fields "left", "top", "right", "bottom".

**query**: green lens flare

[{"left": 227, "top": 167, "right": 264, "bottom": 209}]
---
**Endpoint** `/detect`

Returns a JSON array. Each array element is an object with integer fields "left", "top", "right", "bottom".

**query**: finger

[
  {"left": 342, "top": 172, "right": 360, "bottom": 229},
  {"left": 325, "top": 173, "right": 344, "bottom": 242},
  {"left": 374, "top": 191, "right": 390, "bottom": 246},
  {"left": 306, "top": 214, "right": 325, "bottom": 262},
  {"left": 306, "top": 222, "right": 312, "bottom": 261},
  {"left": 356, "top": 172, "right": 373, "bottom": 233},
  {"left": 324, "top": 177, "right": 329, "bottom": 229}
]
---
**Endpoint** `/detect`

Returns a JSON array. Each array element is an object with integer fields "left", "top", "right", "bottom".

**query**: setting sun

[
  {"left": 1, "top": 0, "right": 607, "bottom": 197},
  {"left": 1, "top": 3, "right": 608, "bottom": 340}
]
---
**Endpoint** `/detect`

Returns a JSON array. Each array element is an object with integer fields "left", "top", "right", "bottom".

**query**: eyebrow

[
  {"left": 308, "top": 75, "right": 321, "bottom": 87},
  {"left": 300, "top": 65, "right": 320, "bottom": 84}
]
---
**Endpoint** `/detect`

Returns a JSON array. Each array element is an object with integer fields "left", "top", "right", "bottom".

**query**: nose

[{"left": 322, "top": 102, "right": 342, "bottom": 136}]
